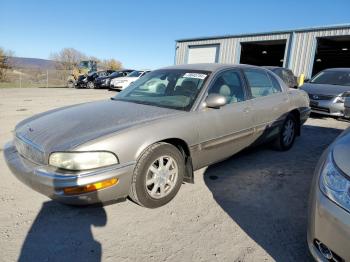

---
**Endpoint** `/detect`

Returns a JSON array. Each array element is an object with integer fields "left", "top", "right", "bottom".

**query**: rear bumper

[
  {"left": 310, "top": 99, "right": 345, "bottom": 116},
  {"left": 308, "top": 154, "right": 350, "bottom": 261},
  {"left": 4, "top": 142, "right": 135, "bottom": 205}
]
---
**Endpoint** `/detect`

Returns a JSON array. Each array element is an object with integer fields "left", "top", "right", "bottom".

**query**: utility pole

[{"left": 47, "top": 70, "right": 49, "bottom": 88}]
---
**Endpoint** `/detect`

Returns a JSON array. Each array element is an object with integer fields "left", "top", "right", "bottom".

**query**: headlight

[
  {"left": 320, "top": 153, "right": 350, "bottom": 213},
  {"left": 49, "top": 151, "right": 119, "bottom": 171},
  {"left": 335, "top": 92, "right": 350, "bottom": 103},
  {"left": 335, "top": 96, "right": 345, "bottom": 103}
]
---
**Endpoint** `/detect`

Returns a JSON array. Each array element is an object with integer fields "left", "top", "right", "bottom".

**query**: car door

[
  {"left": 243, "top": 68, "right": 290, "bottom": 142},
  {"left": 195, "top": 69, "right": 255, "bottom": 168}
]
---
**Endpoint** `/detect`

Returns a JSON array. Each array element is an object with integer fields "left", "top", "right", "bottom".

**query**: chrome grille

[
  {"left": 14, "top": 136, "right": 46, "bottom": 164},
  {"left": 308, "top": 93, "right": 334, "bottom": 100}
]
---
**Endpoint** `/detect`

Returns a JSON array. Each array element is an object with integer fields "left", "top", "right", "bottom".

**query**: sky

[{"left": 1, "top": 0, "right": 349, "bottom": 69}]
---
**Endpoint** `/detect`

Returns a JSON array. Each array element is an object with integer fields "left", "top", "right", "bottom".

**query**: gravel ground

[{"left": 0, "top": 88, "right": 349, "bottom": 262}]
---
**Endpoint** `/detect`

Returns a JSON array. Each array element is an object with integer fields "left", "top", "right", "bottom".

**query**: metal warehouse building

[{"left": 175, "top": 24, "right": 350, "bottom": 78}]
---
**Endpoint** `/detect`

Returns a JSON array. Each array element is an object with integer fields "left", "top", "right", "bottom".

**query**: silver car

[
  {"left": 4, "top": 64, "right": 310, "bottom": 208},
  {"left": 308, "top": 97, "right": 350, "bottom": 261},
  {"left": 301, "top": 68, "right": 350, "bottom": 117}
]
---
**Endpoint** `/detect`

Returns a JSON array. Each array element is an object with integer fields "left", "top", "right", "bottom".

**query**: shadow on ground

[
  {"left": 18, "top": 201, "right": 106, "bottom": 262},
  {"left": 204, "top": 124, "right": 343, "bottom": 262}
]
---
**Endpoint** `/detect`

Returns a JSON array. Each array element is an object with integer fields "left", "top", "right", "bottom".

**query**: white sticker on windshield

[{"left": 183, "top": 73, "right": 207, "bottom": 80}]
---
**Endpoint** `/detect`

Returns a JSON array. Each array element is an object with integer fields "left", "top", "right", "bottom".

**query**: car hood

[
  {"left": 332, "top": 128, "right": 350, "bottom": 177},
  {"left": 300, "top": 83, "right": 350, "bottom": 96},
  {"left": 15, "top": 100, "right": 182, "bottom": 153},
  {"left": 113, "top": 77, "right": 138, "bottom": 82}
]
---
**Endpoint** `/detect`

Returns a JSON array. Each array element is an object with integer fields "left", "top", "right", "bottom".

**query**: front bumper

[
  {"left": 309, "top": 99, "right": 345, "bottom": 117},
  {"left": 4, "top": 142, "right": 135, "bottom": 205},
  {"left": 95, "top": 81, "right": 110, "bottom": 88},
  {"left": 109, "top": 85, "right": 123, "bottom": 91},
  {"left": 308, "top": 157, "right": 350, "bottom": 261},
  {"left": 300, "top": 107, "right": 311, "bottom": 125}
]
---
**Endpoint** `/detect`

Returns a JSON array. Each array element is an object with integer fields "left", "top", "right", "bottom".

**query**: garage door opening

[
  {"left": 312, "top": 36, "right": 350, "bottom": 76},
  {"left": 240, "top": 40, "right": 287, "bottom": 67}
]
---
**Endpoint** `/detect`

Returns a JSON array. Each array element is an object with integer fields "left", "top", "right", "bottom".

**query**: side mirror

[
  {"left": 344, "top": 97, "right": 350, "bottom": 118},
  {"left": 205, "top": 94, "right": 227, "bottom": 109}
]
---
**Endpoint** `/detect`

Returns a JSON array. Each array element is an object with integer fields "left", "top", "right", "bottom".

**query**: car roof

[
  {"left": 324, "top": 68, "right": 350, "bottom": 72},
  {"left": 263, "top": 66, "right": 290, "bottom": 70},
  {"left": 159, "top": 63, "right": 263, "bottom": 72}
]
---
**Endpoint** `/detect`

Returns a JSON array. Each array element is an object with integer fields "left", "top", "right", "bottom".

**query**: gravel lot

[{"left": 0, "top": 88, "right": 349, "bottom": 262}]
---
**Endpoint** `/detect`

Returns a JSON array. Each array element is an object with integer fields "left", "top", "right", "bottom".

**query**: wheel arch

[
  {"left": 159, "top": 138, "right": 194, "bottom": 184},
  {"left": 137, "top": 138, "right": 194, "bottom": 184}
]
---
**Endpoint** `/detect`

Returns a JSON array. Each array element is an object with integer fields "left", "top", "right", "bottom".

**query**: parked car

[
  {"left": 4, "top": 64, "right": 310, "bottom": 208},
  {"left": 110, "top": 70, "right": 150, "bottom": 91},
  {"left": 76, "top": 70, "right": 115, "bottom": 89},
  {"left": 300, "top": 68, "right": 350, "bottom": 117},
  {"left": 94, "top": 69, "right": 134, "bottom": 89},
  {"left": 308, "top": 97, "right": 350, "bottom": 262},
  {"left": 264, "top": 66, "right": 298, "bottom": 89}
]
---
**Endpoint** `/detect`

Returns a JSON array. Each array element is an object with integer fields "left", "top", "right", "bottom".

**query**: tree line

[
  {"left": 50, "top": 48, "right": 122, "bottom": 71},
  {"left": 0, "top": 46, "right": 123, "bottom": 81},
  {"left": 0, "top": 47, "right": 14, "bottom": 81}
]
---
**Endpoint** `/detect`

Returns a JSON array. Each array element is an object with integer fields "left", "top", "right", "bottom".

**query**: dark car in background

[
  {"left": 264, "top": 66, "right": 298, "bottom": 89},
  {"left": 76, "top": 70, "right": 115, "bottom": 89},
  {"left": 94, "top": 69, "right": 134, "bottom": 89},
  {"left": 300, "top": 68, "right": 350, "bottom": 118}
]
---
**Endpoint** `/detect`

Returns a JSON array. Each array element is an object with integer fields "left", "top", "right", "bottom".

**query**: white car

[{"left": 110, "top": 70, "right": 150, "bottom": 90}]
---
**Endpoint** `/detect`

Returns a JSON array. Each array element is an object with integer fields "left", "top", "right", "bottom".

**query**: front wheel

[
  {"left": 273, "top": 114, "right": 297, "bottom": 151},
  {"left": 129, "top": 142, "right": 184, "bottom": 208},
  {"left": 87, "top": 81, "right": 95, "bottom": 89},
  {"left": 67, "top": 80, "right": 75, "bottom": 88}
]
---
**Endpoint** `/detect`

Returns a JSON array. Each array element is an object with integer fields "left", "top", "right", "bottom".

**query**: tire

[
  {"left": 129, "top": 142, "right": 184, "bottom": 208},
  {"left": 273, "top": 114, "right": 297, "bottom": 151},
  {"left": 67, "top": 80, "right": 75, "bottom": 88},
  {"left": 87, "top": 81, "right": 95, "bottom": 89}
]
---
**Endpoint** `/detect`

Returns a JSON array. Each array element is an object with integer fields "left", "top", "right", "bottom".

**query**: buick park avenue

[{"left": 4, "top": 64, "right": 310, "bottom": 208}]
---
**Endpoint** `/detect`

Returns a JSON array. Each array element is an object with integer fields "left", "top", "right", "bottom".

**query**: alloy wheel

[
  {"left": 146, "top": 156, "right": 178, "bottom": 199},
  {"left": 283, "top": 119, "right": 295, "bottom": 146}
]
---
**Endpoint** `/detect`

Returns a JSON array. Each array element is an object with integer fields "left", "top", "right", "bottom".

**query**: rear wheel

[
  {"left": 129, "top": 142, "right": 184, "bottom": 208},
  {"left": 273, "top": 114, "right": 297, "bottom": 151}
]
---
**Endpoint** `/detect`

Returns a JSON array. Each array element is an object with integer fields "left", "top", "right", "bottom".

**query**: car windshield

[
  {"left": 311, "top": 70, "right": 350, "bottom": 86},
  {"left": 78, "top": 61, "right": 89, "bottom": 69},
  {"left": 113, "top": 69, "right": 210, "bottom": 111},
  {"left": 128, "top": 71, "right": 144, "bottom": 77}
]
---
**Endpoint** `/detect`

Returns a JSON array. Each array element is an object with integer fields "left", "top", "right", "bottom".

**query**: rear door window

[{"left": 244, "top": 69, "right": 278, "bottom": 98}]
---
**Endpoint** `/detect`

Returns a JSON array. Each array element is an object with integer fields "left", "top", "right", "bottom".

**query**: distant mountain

[{"left": 8, "top": 57, "right": 58, "bottom": 70}]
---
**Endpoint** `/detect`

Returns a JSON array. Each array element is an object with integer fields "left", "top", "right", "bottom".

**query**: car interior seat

[{"left": 175, "top": 80, "right": 198, "bottom": 97}]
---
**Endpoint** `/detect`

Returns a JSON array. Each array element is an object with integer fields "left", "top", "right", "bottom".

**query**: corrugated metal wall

[
  {"left": 176, "top": 27, "right": 350, "bottom": 78},
  {"left": 175, "top": 33, "right": 290, "bottom": 65},
  {"left": 290, "top": 28, "right": 350, "bottom": 77}
]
